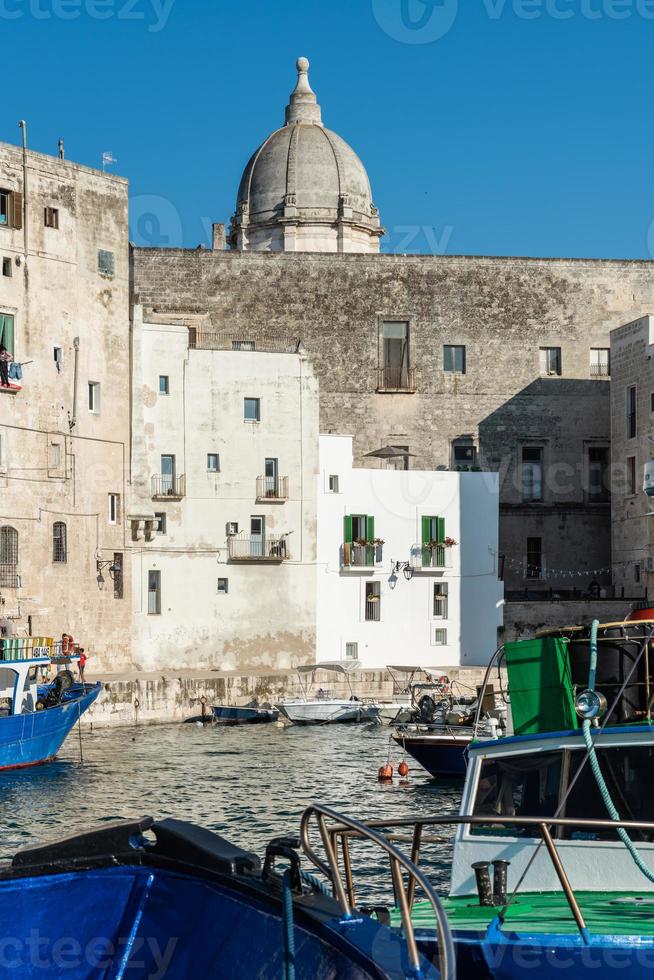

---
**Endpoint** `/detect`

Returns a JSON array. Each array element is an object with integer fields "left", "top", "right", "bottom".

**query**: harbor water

[{"left": 0, "top": 722, "right": 461, "bottom": 901}]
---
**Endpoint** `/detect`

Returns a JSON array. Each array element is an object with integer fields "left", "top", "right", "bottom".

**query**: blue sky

[{"left": 3, "top": 0, "right": 654, "bottom": 258}]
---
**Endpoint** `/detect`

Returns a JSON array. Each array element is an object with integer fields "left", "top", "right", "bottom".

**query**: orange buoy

[
  {"left": 378, "top": 764, "right": 393, "bottom": 782},
  {"left": 398, "top": 761, "right": 409, "bottom": 777}
]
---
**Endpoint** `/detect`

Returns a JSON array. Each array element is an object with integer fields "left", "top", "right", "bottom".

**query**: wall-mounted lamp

[
  {"left": 392, "top": 561, "right": 414, "bottom": 582},
  {"left": 96, "top": 559, "right": 117, "bottom": 591}
]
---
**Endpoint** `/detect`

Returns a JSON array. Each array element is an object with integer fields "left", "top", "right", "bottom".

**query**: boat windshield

[{"left": 471, "top": 745, "right": 654, "bottom": 841}]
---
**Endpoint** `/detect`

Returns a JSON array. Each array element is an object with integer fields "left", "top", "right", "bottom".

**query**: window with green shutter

[
  {"left": 422, "top": 515, "right": 446, "bottom": 567},
  {"left": 344, "top": 514, "right": 377, "bottom": 566},
  {"left": 0, "top": 314, "right": 14, "bottom": 354}
]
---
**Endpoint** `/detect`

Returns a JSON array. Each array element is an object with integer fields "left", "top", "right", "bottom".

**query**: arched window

[
  {"left": 52, "top": 522, "right": 67, "bottom": 564},
  {"left": 0, "top": 526, "right": 18, "bottom": 565}
]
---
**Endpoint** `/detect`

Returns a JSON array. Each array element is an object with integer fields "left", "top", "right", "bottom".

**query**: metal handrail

[
  {"left": 310, "top": 811, "right": 654, "bottom": 949},
  {"left": 300, "top": 803, "right": 456, "bottom": 980}
]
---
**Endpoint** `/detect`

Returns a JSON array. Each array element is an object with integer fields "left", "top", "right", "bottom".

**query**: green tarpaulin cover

[{"left": 504, "top": 636, "right": 578, "bottom": 735}]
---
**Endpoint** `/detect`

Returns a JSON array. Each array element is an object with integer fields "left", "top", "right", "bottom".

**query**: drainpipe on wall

[
  {"left": 18, "top": 121, "right": 28, "bottom": 258},
  {"left": 69, "top": 337, "right": 80, "bottom": 431}
]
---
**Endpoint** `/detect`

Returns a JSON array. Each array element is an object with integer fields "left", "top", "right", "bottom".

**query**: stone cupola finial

[{"left": 285, "top": 57, "right": 323, "bottom": 127}]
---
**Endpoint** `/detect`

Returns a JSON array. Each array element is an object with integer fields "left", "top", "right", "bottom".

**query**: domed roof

[{"left": 230, "top": 58, "right": 383, "bottom": 253}]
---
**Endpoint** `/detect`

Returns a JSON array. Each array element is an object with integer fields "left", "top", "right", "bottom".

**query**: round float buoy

[
  {"left": 398, "top": 761, "right": 409, "bottom": 777},
  {"left": 378, "top": 763, "right": 393, "bottom": 782}
]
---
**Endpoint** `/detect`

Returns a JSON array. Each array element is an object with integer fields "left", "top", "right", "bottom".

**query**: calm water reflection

[{"left": 0, "top": 722, "right": 462, "bottom": 899}]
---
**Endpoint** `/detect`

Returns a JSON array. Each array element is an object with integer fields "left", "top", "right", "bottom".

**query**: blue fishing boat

[
  {"left": 212, "top": 700, "right": 280, "bottom": 725},
  {"left": 316, "top": 614, "right": 654, "bottom": 977},
  {"left": 0, "top": 810, "right": 454, "bottom": 979},
  {"left": 0, "top": 635, "right": 100, "bottom": 769},
  {"left": 392, "top": 728, "right": 471, "bottom": 777}
]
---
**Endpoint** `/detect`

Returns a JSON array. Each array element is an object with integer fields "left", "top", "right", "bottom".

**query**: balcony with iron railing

[
  {"left": 376, "top": 366, "right": 416, "bottom": 393},
  {"left": 151, "top": 475, "right": 186, "bottom": 500},
  {"left": 0, "top": 565, "right": 20, "bottom": 588},
  {"left": 590, "top": 363, "right": 610, "bottom": 379},
  {"left": 409, "top": 544, "right": 453, "bottom": 571},
  {"left": 256, "top": 475, "right": 288, "bottom": 502},
  {"left": 228, "top": 533, "right": 290, "bottom": 562},
  {"left": 342, "top": 542, "right": 384, "bottom": 569}
]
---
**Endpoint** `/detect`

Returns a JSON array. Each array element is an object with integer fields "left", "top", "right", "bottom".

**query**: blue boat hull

[
  {"left": 395, "top": 735, "right": 469, "bottom": 777},
  {"left": 212, "top": 704, "right": 280, "bottom": 725},
  {"left": 0, "top": 683, "right": 100, "bottom": 770},
  {"left": 0, "top": 817, "right": 441, "bottom": 979}
]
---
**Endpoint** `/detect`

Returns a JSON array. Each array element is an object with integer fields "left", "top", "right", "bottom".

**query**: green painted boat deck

[{"left": 392, "top": 893, "right": 654, "bottom": 936}]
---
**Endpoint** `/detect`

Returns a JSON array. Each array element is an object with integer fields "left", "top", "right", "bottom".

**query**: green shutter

[
  {"left": 437, "top": 517, "right": 446, "bottom": 567},
  {"left": 422, "top": 516, "right": 432, "bottom": 566},
  {"left": 0, "top": 314, "right": 14, "bottom": 353},
  {"left": 344, "top": 515, "right": 353, "bottom": 543},
  {"left": 366, "top": 516, "right": 375, "bottom": 565}
]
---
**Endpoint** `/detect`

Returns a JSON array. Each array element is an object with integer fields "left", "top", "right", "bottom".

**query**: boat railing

[
  {"left": 304, "top": 810, "right": 654, "bottom": 950},
  {"left": 299, "top": 803, "right": 456, "bottom": 980}
]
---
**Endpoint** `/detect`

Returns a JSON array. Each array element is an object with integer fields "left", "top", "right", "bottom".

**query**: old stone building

[
  {"left": 132, "top": 57, "right": 654, "bottom": 599},
  {"left": 0, "top": 139, "right": 132, "bottom": 670}
]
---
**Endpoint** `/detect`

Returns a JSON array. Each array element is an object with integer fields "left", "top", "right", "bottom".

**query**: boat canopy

[{"left": 297, "top": 661, "right": 361, "bottom": 675}]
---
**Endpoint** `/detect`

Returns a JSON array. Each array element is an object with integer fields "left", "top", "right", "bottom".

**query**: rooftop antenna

[
  {"left": 58, "top": 138, "right": 64, "bottom": 160},
  {"left": 102, "top": 151, "right": 117, "bottom": 172}
]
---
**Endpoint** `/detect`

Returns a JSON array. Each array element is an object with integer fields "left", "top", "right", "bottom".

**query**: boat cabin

[{"left": 0, "top": 636, "right": 78, "bottom": 717}]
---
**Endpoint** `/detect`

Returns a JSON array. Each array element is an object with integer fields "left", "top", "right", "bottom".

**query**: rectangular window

[
  {"left": 365, "top": 581, "right": 381, "bottom": 622},
  {"left": 433, "top": 628, "right": 448, "bottom": 646},
  {"left": 154, "top": 512, "right": 166, "bottom": 534},
  {"left": 627, "top": 385, "right": 637, "bottom": 439},
  {"left": 160, "top": 455, "right": 175, "bottom": 493},
  {"left": 217, "top": 577, "right": 229, "bottom": 594},
  {"left": 250, "top": 516, "right": 265, "bottom": 557},
  {"left": 345, "top": 642, "right": 358, "bottom": 660},
  {"left": 329, "top": 474, "right": 340, "bottom": 493},
  {"left": 52, "top": 522, "right": 67, "bottom": 564},
  {"left": 540, "top": 347, "right": 562, "bottom": 376},
  {"left": 452, "top": 440, "right": 477, "bottom": 469},
  {"left": 159, "top": 375, "right": 169, "bottom": 395},
  {"left": 526, "top": 537, "right": 543, "bottom": 579},
  {"left": 587, "top": 447, "right": 609, "bottom": 503},
  {"left": 98, "top": 249, "right": 115, "bottom": 277},
  {"left": 0, "top": 314, "right": 15, "bottom": 354},
  {"left": 44, "top": 206, "right": 59, "bottom": 229},
  {"left": 207, "top": 453, "right": 220, "bottom": 472},
  {"left": 2, "top": 257, "right": 11, "bottom": 277},
  {"left": 421, "top": 515, "right": 446, "bottom": 568},
  {"left": 433, "top": 583, "right": 449, "bottom": 619},
  {"left": 244, "top": 397, "right": 260, "bottom": 422},
  {"left": 50, "top": 443, "right": 61, "bottom": 468},
  {"left": 0, "top": 189, "right": 22, "bottom": 229},
  {"left": 381, "top": 321, "right": 410, "bottom": 388},
  {"left": 627, "top": 456, "right": 637, "bottom": 496},
  {"left": 590, "top": 348, "right": 610, "bottom": 378},
  {"left": 53, "top": 346, "right": 63, "bottom": 372},
  {"left": 344, "top": 514, "right": 377, "bottom": 567},
  {"left": 108, "top": 493, "right": 120, "bottom": 525},
  {"left": 113, "top": 553, "right": 124, "bottom": 599},
  {"left": 635, "top": 563, "right": 642, "bottom": 585},
  {"left": 148, "top": 570, "right": 161, "bottom": 615},
  {"left": 651, "top": 393, "right": 654, "bottom": 415},
  {"left": 262, "top": 457, "right": 278, "bottom": 496},
  {"left": 522, "top": 446, "right": 544, "bottom": 502},
  {"left": 443, "top": 344, "right": 466, "bottom": 374},
  {"left": 88, "top": 381, "right": 101, "bottom": 413}
]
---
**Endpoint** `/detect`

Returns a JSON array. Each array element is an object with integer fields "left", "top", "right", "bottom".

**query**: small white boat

[{"left": 278, "top": 662, "right": 380, "bottom": 726}]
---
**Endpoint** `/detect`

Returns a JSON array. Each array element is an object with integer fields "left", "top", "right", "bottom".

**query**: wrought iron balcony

[
  {"left": 590, "top": 363, "right": 610, "bottom": 379},
  {"left": 0, "top": 565, "right": 20, "bottom": 588},
  {"left": 228, "top": 533, "right": 290, "bottom": 562},
  {"left": 409, "top": 544, "right": 453, "bottom": 571},
  {"left": 376, "top": 366, "right": 416, "bottom": 393},
  {"left": 151, "top": 475, "right": 186, "bottom": 500},
  {"left": 256, "top": 475, "right": 288, "bottom": 501},
  {"left": 342, "top": 542, "right": 384, "bottom": 568}
]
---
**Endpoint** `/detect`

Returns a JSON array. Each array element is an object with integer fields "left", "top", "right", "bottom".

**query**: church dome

[{"left": 229, "top": 58, "right": 384, "bottom": 253}]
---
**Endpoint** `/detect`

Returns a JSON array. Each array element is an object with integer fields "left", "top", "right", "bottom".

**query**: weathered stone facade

[
  {"left": 0, "top": 142, "right": 132, "bottom": 670},
  {"left": 132, "top": 247, "right": 654, "bottom": 593}
]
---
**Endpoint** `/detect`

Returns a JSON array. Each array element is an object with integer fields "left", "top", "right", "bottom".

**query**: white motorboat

[{"left": 277, "top": 661, "right": 380, "bottom": 725}]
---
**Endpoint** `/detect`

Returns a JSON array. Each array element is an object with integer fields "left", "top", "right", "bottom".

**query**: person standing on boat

[{"left": 78, "top": 648, "right": 87, "bottom": 682}]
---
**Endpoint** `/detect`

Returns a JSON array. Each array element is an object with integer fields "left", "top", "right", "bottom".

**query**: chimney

[{"left": 212, "top": 223, "right": 226, "bottom": 251}]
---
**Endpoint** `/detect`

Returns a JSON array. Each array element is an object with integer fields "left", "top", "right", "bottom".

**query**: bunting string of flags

[{"left": 491, "top": 549, "right": 644, "bottom": 581}]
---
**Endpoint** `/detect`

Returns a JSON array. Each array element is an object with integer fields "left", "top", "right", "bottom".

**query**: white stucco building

[
  {"left": 129, "top": 306, "right": 319, "bottom": 671},
  {"left": 316, "top": 436, "right": 503, "bottom": 669}
]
